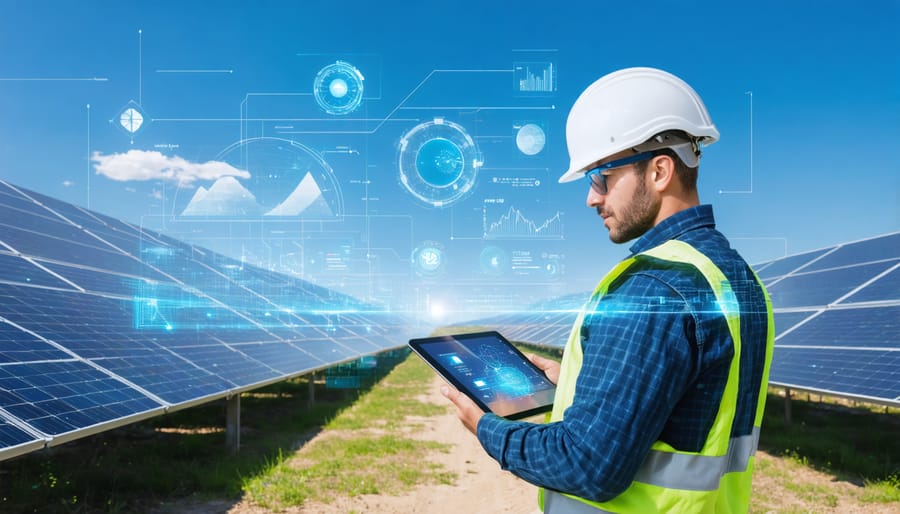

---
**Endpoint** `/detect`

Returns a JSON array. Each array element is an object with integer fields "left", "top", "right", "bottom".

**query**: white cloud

[
  {"left": 92, "top": 149, "right": 250, "bottom": 185},
  {"left": 61, "top": 180, "right": 75, "bottom": 187}
]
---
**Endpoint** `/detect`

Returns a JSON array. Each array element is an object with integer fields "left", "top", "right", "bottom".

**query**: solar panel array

[
  {"left": 0, "top": 180, "right": 415, "bottom": 461},
  {"left": 475, "top": 232, "right": 900, "bottom": 407}
]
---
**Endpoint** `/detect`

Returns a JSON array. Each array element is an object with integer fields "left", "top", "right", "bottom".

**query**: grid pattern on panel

[
  {"left": 772, "top": 311, "right": 816, "bottom": 336},
  {"left": 754, "top": 248, "right": 830, "bottom": 280},
  {"left": 0, "top": 222, "right": 152, "bottom": 275},
  {"left": 229, "top": 341, "right": 325, "bottom": 375},
  {"left": 327, "top": 337, "right": 384, "bottom": 355},
  {"left": 0, "top": 285, "right": 169, "bottom": 359},
  {"left": 0, "top": 321, "right": 70, "bottom": 363},
  {"left": 291, "top": 338, "right": 359, "bottom": 362},
  {"left": 91, "top": 353, "right": 232, "bottom": 405},
  {"left": 777, "top": 306, "right": 900, "bottom": 348},
  {"left": 35, "top": 261, "right": 153, "bottom": 297},
  {"left": 766, "top": 260, "right": 896, "bottom": 308},
  {"left": 0, "top": 203, "right": 113, "bottom": 252},
  {"left": 770, "top": 347, "right": 900, "bottom": 401},
  {"left": 169, "top": 344, "right": 281, "bottom": 388},
  {"left": 0, "top": 360, "right": 161, "bottom": 436},
  {"left": 0, "top": 252, "right": 76, "bottom": 289},
  {"left": 843, "top": 266, "right": 900, "bottom": 303},
  {"left": 801, "top": 233, "right": 900, "bottom": 273},
  {"left": 0, "top": 419, "right": 39, "bottom": 448}
]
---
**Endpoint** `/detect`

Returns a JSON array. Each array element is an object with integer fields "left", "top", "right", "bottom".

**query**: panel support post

[
  {"left": 783, "top": 387, "right": 792, "bottom": 427},
  {"left": 226, "top": 394, "right": 241, "bottom": 454},
  {"left": 308, "top": 372, "right": 316, "bottom": 411}
]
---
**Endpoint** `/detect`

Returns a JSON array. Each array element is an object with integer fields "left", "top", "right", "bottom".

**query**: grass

[
  {"left": 751, "top": 389, "right": 900, "bottom": 511},
  {"left": 758, "top": 390, "right": 899, "bottom": 487}
]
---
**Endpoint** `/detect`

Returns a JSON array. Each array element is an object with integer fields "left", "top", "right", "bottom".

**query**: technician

[{"left": 443, "top": 67, "right": 774, "bottom": 513}]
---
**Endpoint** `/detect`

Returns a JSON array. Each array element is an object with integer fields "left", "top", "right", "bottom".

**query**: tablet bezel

[{"left": 408, "top": 330, "right": 555, "bottom": 420}]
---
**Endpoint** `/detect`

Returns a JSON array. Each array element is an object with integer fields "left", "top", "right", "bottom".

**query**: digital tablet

[{"left": 409, "top": 330, "right": 555, "bottom": 420}]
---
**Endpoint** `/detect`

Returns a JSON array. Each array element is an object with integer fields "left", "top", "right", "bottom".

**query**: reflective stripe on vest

[{"left": 541, "top": 239, "right": 774, "bottom": 514}]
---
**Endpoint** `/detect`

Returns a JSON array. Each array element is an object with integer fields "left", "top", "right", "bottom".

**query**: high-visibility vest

[{"left": 540, "top": 239, "right": 774, "bottom": 513}]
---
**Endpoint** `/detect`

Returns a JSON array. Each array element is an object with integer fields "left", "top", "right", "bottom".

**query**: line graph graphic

[{"left": 483, "top": 204, "right": 563, "bottom": 239}]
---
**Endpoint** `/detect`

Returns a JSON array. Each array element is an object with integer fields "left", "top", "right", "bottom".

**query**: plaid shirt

[{"left": 476, "top": 205, "right": 770, "bottom": 502}]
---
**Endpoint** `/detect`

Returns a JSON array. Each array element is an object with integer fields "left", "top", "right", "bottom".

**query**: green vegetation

[{"left": 757, "top": 390, "right": 900, "bottom": 506}]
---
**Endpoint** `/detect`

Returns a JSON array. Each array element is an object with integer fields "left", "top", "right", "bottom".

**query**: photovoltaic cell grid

[
  {"left": 0, "top": 180, "right": 415, "bottom": 461},
  {"left": 473, "top": 232, "right": 900, "bottom": 407}
]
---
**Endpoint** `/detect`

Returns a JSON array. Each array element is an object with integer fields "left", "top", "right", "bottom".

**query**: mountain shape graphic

[
  {"left": 181, "top": 176, "right": 262, "bottom": 216},
  {"left": 265, "top": 172, "right": 333, "bottom": 217},
  {"left": 180, "top": 174, "right": 333, "bottom": 217}
]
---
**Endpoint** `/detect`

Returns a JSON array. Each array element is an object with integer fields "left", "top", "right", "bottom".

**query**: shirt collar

[{"left": 628, "top": 204, "right": 716, "bottom": 255}]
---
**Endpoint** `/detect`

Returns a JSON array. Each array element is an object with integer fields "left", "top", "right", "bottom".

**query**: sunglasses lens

[{"left": 589, "top": 173, "right": 605, "bottom": 194}]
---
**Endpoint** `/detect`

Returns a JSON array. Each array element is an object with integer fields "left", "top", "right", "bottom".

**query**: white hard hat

[{"left": 559, "top": 67, "right": 719, "bottom": 183}]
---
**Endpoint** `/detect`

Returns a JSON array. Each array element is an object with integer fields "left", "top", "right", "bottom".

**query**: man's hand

[
  {"left": 441, "top": 384, "right": 484, "bottom": 435},
  {"left": 527, "top": 353, "right": 561, "bottom": 384}
]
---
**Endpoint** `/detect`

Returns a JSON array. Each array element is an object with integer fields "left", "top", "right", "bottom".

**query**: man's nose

[{"left": 586, "top": 187, "right": 605, "bottom": 208}]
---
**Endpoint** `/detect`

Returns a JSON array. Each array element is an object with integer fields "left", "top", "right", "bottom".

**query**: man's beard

[{"left": 605, "top": 175, "right": 660, "bottom": 244}]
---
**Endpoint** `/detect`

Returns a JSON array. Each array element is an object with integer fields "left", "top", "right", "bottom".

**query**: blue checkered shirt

[{"left": 476, "top": 205, "right": 770, "bottom": 502}]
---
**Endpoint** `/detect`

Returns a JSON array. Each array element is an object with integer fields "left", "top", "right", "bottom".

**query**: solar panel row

[
  {"left": 0, "top": 180, "right": 415, "bottom": 461},
  {"left": 471, "top": 232, "right": 900, "bottom": 407}
]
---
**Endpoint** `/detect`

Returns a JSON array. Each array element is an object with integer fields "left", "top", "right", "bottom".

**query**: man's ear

[{"left": 649, "top": 154, "right": 676, "bottom": 192}]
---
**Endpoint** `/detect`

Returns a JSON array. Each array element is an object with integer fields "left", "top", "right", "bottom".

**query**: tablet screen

[{"left": 409, "top": 331, "right": 555, "bottom": 419}]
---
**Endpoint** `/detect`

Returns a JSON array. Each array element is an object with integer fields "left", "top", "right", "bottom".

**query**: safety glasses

[{"left": 584, "top": 151, "right": 654, "bottom": 194}]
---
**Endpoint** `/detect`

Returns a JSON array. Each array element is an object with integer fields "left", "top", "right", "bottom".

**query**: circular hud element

[
  {"left": 515, "top": 123, "right": 546, "bottom": 155},
  {"left": 479, "top": 246, "right": 509, "bottom": 276},
  {"left": 412, "top": 241, "right": 446, "bottom": 278},
  {"left": 313, "top": 61, "right": 364, "bottom": 115},
  {"left": 115, "top": 100, "right": 147, "bottom": 137},
  {"left": 398, "top": 118, "right": 482, "bottom": 207}
]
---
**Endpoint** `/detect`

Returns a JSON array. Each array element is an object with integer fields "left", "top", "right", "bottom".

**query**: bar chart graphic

[{"left": 514, "top": 61, "right": 557, "bottom": 93}]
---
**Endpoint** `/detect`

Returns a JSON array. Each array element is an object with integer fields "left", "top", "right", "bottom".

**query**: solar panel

[
  {"left": 465, "top": 231, "right": 900, "bottom": 407},
  {"left": 755, "top": 248, "right": 830, "bottom": 280},
  {"left": 765, "top": 260, "right": 896, "bottom": 308},
  {"left": 777, "top": 306, "right": 899, "bottom": 348},
  {"left": 800, "top": 232, "right": 900, "bottom": 273},
  {"left": 843, "top": 265, "right": 900, "bottom": 303},
  {"left": 770, "top": 347, "right": 900, "bottom": 403},
  {"left": 0, "top": 360, "right": 163, "bottom": 439},
  {"left": 0, "top": 180, "right": 415, "bottom": 461},
  {"left": 0, "top": 252, "right": 77, "bottom": 290}
]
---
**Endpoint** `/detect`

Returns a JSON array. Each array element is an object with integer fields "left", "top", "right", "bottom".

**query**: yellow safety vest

[{"left": 540, "top": 239, "right": 774, "bottom": 513}]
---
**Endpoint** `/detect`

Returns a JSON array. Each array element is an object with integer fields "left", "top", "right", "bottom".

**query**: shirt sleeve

[{"left": 475, "top": 271, "right": 698, "bottom": 502}]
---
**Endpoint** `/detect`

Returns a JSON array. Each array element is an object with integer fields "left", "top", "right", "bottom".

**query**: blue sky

[{"left": 0, "top": 1, "right": 897, "bottom": 320}]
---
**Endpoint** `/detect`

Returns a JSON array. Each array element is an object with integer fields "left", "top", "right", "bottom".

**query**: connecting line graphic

[
  {"left": 156, "top": 69, "right": 234, "bottom": 74},
  {"left": 248, "top": 69, "right": 537, "bottom": 136},
  {"left": 719, "top": 91, "right": 754, "bottom": 195},
  {"left": 0, "top": 77, "right": 108, "bottom": 81}
]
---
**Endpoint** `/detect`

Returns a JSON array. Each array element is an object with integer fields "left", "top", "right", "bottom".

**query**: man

[{"left": 443, "top": 67, "right": 774, "bottom": 513}]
